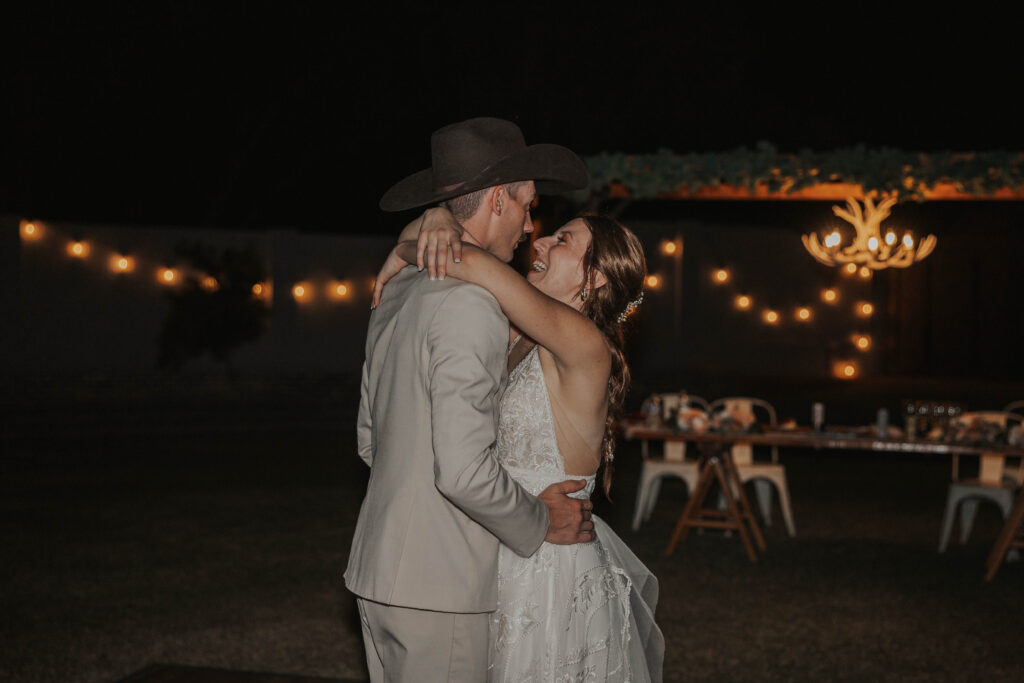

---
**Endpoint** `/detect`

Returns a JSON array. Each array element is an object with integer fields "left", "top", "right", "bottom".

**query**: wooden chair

[
  {"left": 708, "top": 396, "right": 796, "bottom": 537},
  {"left": 938, "top": 411, "right": 1024, "bottom": 553},
  {"left": 631, "top": 393, "right": 710, "bottom": 531}
]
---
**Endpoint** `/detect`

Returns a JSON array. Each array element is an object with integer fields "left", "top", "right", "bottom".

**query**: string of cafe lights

[
  {"left": 646, "top": 238, "right": 877, "bottom": 380},
  {"left": 17, "top": 219, "right": 363, "bottom": 305}
]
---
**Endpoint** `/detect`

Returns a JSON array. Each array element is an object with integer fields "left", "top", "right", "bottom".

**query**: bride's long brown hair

[{"left": 576, "top": 214, "right": 647, "bottom": 498}]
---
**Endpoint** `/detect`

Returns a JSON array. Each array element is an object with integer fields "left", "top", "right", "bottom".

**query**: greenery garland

[{"left": 582, "top": 143, "right": 1024, "bottom": 201}]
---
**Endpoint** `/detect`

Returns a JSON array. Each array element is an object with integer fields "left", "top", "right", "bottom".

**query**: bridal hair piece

[{"left": 616, "top": 291, "right": 645, "bottom": 323}]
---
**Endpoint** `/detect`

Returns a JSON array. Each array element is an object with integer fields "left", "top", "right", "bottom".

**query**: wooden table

[{"left": 621, "top": 421, "right": 1024, "bottom": 562}]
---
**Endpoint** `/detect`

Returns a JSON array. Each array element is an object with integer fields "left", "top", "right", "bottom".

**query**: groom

[{"left": 345, "top": 117, "right": 593, "bottom": 682}]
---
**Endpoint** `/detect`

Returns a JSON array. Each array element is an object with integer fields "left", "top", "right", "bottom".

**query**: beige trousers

[{"left": 357, "top": 597, "right": 489, "bottom": 682}]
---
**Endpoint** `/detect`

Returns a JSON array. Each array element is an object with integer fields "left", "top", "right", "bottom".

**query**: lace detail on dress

[{"left": 489, "top": 345, "right": 662, "bottom": 682}]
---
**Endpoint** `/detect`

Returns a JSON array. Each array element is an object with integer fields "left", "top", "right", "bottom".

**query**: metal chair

[
  {"left": 631, "top": 393, "right": 710, "bottom": 531},
  {"left": 938, "top": 411, "right": 1024, "bottom": 553},
  {"left": 708, "top": 396, "right": 796, "bottom": 537}
]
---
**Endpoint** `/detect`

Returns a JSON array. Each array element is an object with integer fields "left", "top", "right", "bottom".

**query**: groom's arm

[
  {"left": 356, "top": 359, "right": 373, "bottom": 467},
  {"left": 427, "top": 284, "right": 549, "bottom": 558}
]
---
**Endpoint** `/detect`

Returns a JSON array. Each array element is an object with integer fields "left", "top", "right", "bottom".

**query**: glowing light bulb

[
  {"left": 843, "top": 263, "right": 858, "bottom": 276},
  {"left": 833, "top": 361, "right": 859, "bottom": 379},
  {"left": 762, "top": 309, "right": 779, "bottom": 324},
  {"left": 158, "top": 268, "right": 178, "bottom": 284},
  {"left": 712, "top": 268, "right": 730, "bottom": 284},
  {"left": 867, "top": 236, "right": 879, "bottom": 251},
  {"left": 857, "top": 301, "right": 874, "bottom": 317},
  {"left": 859, "top": 267, "right": 872, "bottom": 279},
  {"left": 67, "top": 241, "right": 89, "bottom": 258},
  {"left": 795, "top": 307, "right": 812, "bottom": 321},
  {"left": 821, "top": 288, "right": 838, "bottom": 304},
  {"left": 660, "top": 240, "right": 677, "bottom": 256},
  {"left": 824, "top": 231, "right": 841, "bottom": 248},
  {"left": 201, "top": 276, "right": 219, "bottom": 292},
  {"left": 20, "top": 221, "right": 42, "bottom": 241},
  {"left": 885, "top": 232, "right": 897, "bottom": 246},
  {"left": 329, "top": 281, "right": 351, "bottom": 300},
  {"left": 735, "top": 295, "right": 752, "bottom": 310},
  {"left": 252, "top": 282, "right": 272, "bottom": 300},
  {"left": 292, "top": 283, "right": 310, "bottom": 301},
  {"left": 903, "top": 233, "right": 914, "bottom": 249},
  {"left": 110, "top": 255, "right": 134, "bottom": 273},
  {"left": 645, "top": 274, "right": 661, "bottom": 289},
  {"left": 853, "top": 334, "right": 872, "bottom": 351}
]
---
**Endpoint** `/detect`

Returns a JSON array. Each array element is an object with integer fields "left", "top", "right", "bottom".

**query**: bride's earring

[{"left": 580, "top": 287, "right": 588, "bottom": 301}]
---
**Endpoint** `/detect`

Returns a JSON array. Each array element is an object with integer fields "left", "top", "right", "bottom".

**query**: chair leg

[
  {"left": 632, "top": 468, "right": 652, "bottom": 531},
  {"left": 752, "top": 479, "right": 773, "bottom": 526},
  {"left": 773, "top": 476, "right": 797, "bottom": 537},
  {"left": 938, "top": 487, "right": 960, "bottom": 553},
  {"left": 959, "top": 498, "right": 980, "bottom": 545},
  {"left": 645, "top": 477, "right": 663, "bottom": 521}
]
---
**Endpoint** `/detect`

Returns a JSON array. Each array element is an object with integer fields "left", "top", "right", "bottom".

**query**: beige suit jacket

[{"left": 344, "top": 267, "right": 549, "bottom": 613}]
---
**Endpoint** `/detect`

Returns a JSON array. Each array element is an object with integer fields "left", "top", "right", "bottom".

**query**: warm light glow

[
  {"left": 867, "top": 236, "right": 879, "bottom": 251},
  {"left": 252, "top": 282, "right": 272, "bottom": 300},
  {"left": 735, "top": 295, "right": 752, "bottom": 310},
  {"left": 824, "top": 231, "right": 842, "bottom": 248},
  {"left": 762, "top": 309, "right": 779, "bottom": 324},
  {"left": 858, "top": 266, "right": 872, "bottom": 279},
  {"left": 20, "top": 221, "right": 42, "bottom": 241},
  {"left": 903, "top": 233, "right": 914, "bottom": 249},
  {"left": 795, "top": 307, "right": 812, "bottom": 322},
  {"left": 843, "top": 263, "right": 858, "bottom": 276},
  {"left": 645, "top": 274, "right": 662, "bottom": 289},
  {"left": 857, "top": 301, "right": 874, "bottom": 317},
  {"left": 158, "top": 268, "right": 179, "bottom": 285},
  {"left": 833, "top": 361, "right": 859, "bottom": 379},
  {"left": 660, "top": 240, "right": 677, "bottom": 256},
  {"left": 110, "top": 255, "right": 135, "bottom": 273},
  {"left": 712, "top": 268, "right": 730, "bottom": 284},
  {"left": 885, "top": 231, "right": 897, "bottom": 246},
  {"left": 67, "top": 240, "right": 90, "bottom": 258},
  {"left": 201, "top": 276, "right": 219, "bottom": 292},
  {"left": 821, "top": 288, "right": 838, "bottom": 304},
  {"left": 852, "top": 334, "right": 872, "bottom": 351},
  {"left": 328, "top": 280, "right": 351, "bottom": 300},
  {"left": 292, "top": 282, "right": 311, "bottom": 301}
]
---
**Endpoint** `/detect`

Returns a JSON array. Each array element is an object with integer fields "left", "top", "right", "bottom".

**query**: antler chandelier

[{"left": 802, "top": 196, "right": 937, "bottom": 269}]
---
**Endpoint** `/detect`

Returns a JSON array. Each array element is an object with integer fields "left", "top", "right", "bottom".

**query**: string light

[
  {"left": 833, "top": 360, "right": 859, "bottom": 379},
  {"left": 158, "top": 267, "right": 179, "bottom": 285},
  {"left": 328, "top": 281, "right": 351, "bottom": 300},
  {"left": 200, "top": 276, "right": 219, "bottom": 292},
  {"left": 852, "top": 334, "right": 872, "bottom": 351},
  {"left": 645, "top": 274, "right": 662, "bottom": 289},
  {"left": 292, "top": 282, "right": 311, "bottom": 302},
  {"left": 67, "top": 240, "right": 90, "bottom": 258},
  {"left": 252, "top": 282, "right": 272, "bottom": 301},
  {"left": 842, "top": 263, "right": 858, "bottom": 276},
  {"left": 856, "top": 301, "right": 874, "bottom": 317},
  {"left": 795, "top": 306, "right": 812, "bottom": 322},
  {"left": 858, "top": 266, "right": 872, "bottom": 279},
  {"left": 735, "top": 294, "right": 752, "bottom": 310},
  {"left": 110, "top": 255, "right": 135, "bottom": 273},
  {"left": 20, "top": 220, "right": 43, "bottom": 242},
  {"left": 712, "top": 268, "right": 730, "bottom": 284},
  {"left": 762, "top": 309, "right": 779, "bottom": 325},
  {"left": 660, "top": 240, "right": 677, "bottom": 256},
  {"left": 821, "top": 288, "right": 839, "bottom": 304}
]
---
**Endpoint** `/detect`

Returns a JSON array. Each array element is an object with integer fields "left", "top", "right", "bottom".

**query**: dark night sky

[{"left": 4, "top": 2, "right": 1022, "bottom": 234}]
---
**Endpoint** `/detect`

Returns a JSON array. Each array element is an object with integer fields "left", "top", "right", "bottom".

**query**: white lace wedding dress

[{"left": 489, "top": 345, "right": 664, "bottom": 683}]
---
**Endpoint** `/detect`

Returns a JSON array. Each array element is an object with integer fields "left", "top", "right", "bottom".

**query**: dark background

[{"left": 5, "top": 2, "right": 1023, "bottom": 233}]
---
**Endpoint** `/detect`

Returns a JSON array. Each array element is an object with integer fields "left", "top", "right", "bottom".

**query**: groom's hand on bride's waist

[{"left": 539, "top": 480, "right": 596, "bottom": 545}]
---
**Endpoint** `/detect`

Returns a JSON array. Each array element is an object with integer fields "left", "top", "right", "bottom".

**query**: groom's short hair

[{"left": 442, "top": 181, "right": 528, "bottom": 221}]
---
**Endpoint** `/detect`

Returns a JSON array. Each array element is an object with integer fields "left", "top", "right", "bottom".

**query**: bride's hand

[
  {"left": 417, "top": 207, "right": 465, "bottom": 280},
  {"left": 372, "top": 247, "right": 412, "bottom": 308}
]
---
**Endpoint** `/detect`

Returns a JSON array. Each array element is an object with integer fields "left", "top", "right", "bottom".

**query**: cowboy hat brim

[{"left": 379, "top": 143, "right": 589, "bottom": 212}]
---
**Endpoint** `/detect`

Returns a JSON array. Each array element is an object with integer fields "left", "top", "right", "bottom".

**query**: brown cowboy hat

[{"left": 379, "top": 117, "right": 589, "bottom": 212}]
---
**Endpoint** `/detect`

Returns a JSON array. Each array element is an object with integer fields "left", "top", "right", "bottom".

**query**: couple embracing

[{"left": 345, "top": 117, "right": 664, "bottom": 682}]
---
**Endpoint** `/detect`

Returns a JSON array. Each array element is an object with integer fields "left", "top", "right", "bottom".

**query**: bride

[{"left": 375, "top": 207, "right": 664, "bottom": 682}]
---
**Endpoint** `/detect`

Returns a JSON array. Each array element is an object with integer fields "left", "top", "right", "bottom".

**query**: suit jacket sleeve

[
  {"left": 356, "top": 359, "right": 372, "bottom": 467},
  {"left": 427, "top": 285, "right": 549, "bottom": 558}
]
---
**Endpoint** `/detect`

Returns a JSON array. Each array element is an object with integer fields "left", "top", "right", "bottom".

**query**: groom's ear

[{"left": 488, "top": 185, "right": 505, "bottom": 216}]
